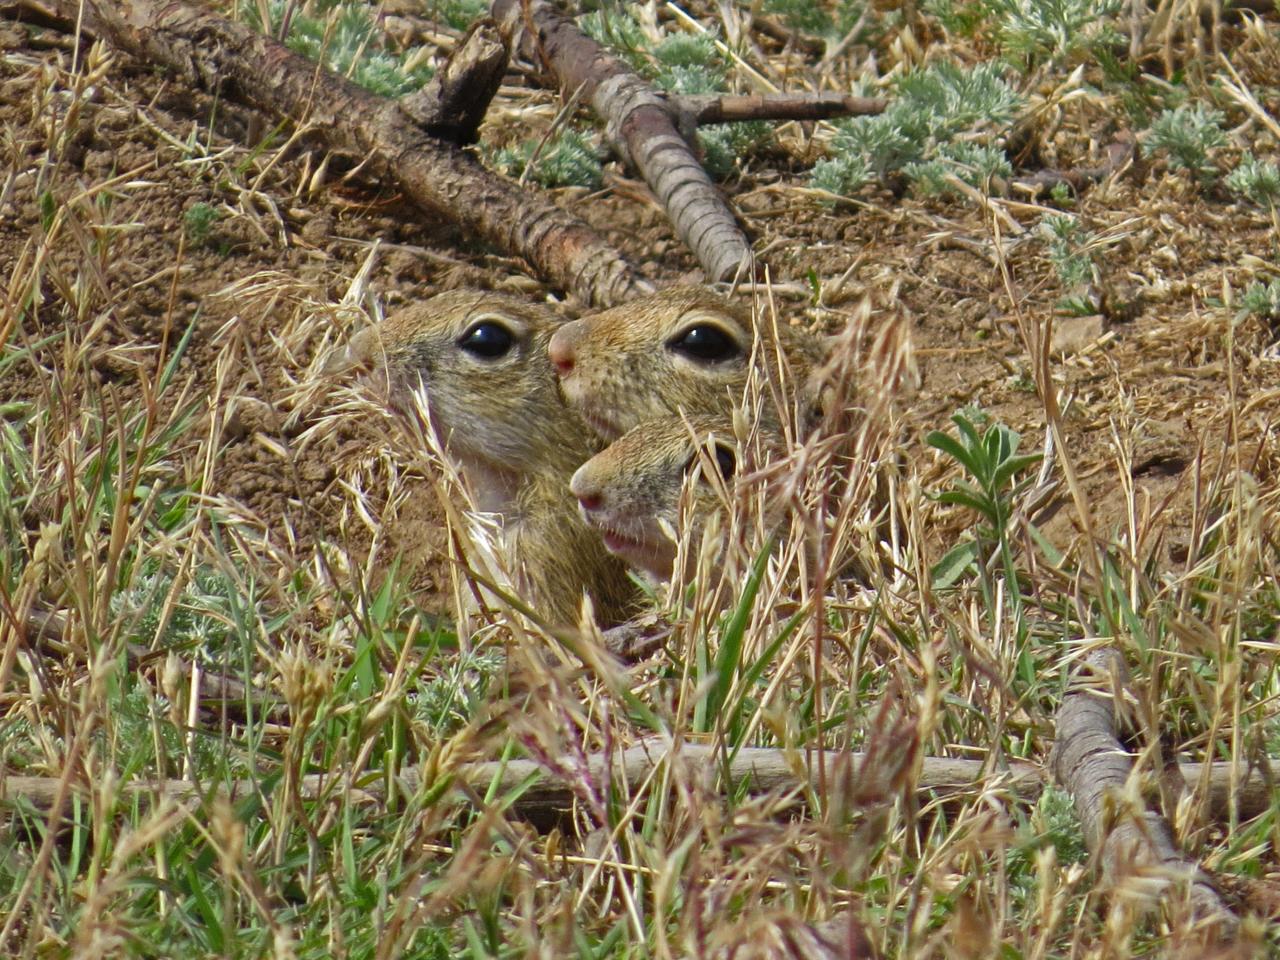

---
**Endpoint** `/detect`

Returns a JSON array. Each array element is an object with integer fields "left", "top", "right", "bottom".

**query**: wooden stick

[
  {"left": 10, "top": 0, "right": 646, "bottom": 306},
  {"left": 1051, "top": 650, "right": 1240, "bottom": 940},
  {"left": 493, "top": 0, "right": 755, "bottom": 283},
  {"left": 399, "top": 17, "right": 509, "bottom": 145},
  {"left": 672, "top": 92, "right": 887, "bottom": 126},
  {"left": 4, "top": 742, "right": 1271, "bottom": 824}
]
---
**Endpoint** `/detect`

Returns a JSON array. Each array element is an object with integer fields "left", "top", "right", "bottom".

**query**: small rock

[
  {"left": 1051, "top": 314, "right": 1106, "bottom": 355},
  {"left": 223, "top": 397, "right": 280, "bottom": 440},
  {"left": 300, "top": 214, "right": 335, "bottom": 244}
]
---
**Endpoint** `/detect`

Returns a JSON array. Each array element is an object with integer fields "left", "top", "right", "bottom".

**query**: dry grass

[{"left": 2, "top": 1, "right": 1280, "bottom": 957}]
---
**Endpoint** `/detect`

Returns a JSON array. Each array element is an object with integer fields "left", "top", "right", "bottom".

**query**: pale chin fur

[
  {"left": 579, "top": 409, "right": 625, "bottom": 442},
  {"left": 581, "top": 512, "right": 674, "bottom": 580}
]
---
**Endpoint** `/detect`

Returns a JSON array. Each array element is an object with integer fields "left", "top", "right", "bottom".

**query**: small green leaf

[{"left": 932, "top": 538, "right": 979, "bottom": 587}]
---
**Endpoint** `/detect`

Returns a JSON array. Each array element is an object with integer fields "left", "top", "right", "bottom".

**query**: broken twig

[
  {"left": 15, "top": 0, "right": 645, "bottom": 305},
  {"left": 672, "top": 91, "right": 886, "bottom": 126},
  {"left": 493, "top": 0, "right": 755, "bottom": 283},
  {"left": 398, "top": 17, "right": 509, "bottom": 145},
  {"left": 1051, "top": 650, "right": 1240, "bottom": 942}
]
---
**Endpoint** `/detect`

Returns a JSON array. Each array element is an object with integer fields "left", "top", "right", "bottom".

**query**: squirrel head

[
  {"left": 327, "top": 291, "right": 588, "bottom": 490},
  {"left": 569, "top": 415, "right": 739, "bottom": 579},
  {"left": 549, "top": 286, "right": 825, "bottom": 441}
]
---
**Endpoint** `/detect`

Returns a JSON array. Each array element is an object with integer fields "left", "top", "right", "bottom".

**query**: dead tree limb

[
  {"left": 13, "top": 0, "right": 645, "bottom": 306},
  {"left": 493, "top": 0, "right": 755, "bottom": 283},
  {"left": 2, "top": 747, "right": 1035, "bottom": 818},
  {"left": 5, "top": 742, "right": 1271, "bottom": 822},
  {"left": 1051, "top": 650, "right": 1240, "bottom": 940},
  {"left": 672, "top": 91, "right": 886, "bottom": 126},
  {"left": 399, "top": 18, "right": 509, "bottom": 145}
]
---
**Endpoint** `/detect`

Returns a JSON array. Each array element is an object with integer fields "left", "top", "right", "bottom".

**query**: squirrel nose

[
  {"left": 548, "top": 328, "right": 576, "bottom": 376},
  {"left": 570, "top": 467, "right": 604, "bottom": 512}
]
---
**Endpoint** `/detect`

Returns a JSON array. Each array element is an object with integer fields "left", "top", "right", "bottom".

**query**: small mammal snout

[
  {"left": 570, "top": 466, "right": 603, "bottom": 512},
  {"left": 548, "top": 327, "right": 576, "bottom": 376}
]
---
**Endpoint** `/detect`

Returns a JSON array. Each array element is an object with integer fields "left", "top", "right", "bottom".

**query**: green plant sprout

[
  {"left": 928, "top": 409, "right": 1043, "bottom": 595},
  {"left": 1226, "top": 152, "right": 1280, "bottom": 233},
  {"left": 1238, "top": 278, "right": 1280, "bottom": 321},
  {"left": 812, "top": 62, "right": 1022, "bottom": 198},
  {"left": 1146, "top": 104, "right": 1227, "bottom": 183}
]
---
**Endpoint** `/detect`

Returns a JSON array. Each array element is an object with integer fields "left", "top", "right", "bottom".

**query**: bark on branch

[
  {"left": 673, "top": 92, "right": 887, "bottom": 126},
  {"left": 14, "top": 0, "right": 645, "bottom": 306},
  {"left": 399, "top": 18, "right": 509, "bottom": 145},
  {"left": 493, "top": 0, "right": 755, "bottom": 283},
  {"left": 4, "top": 741, "right": 1270, "bottom": 822},
  {"left": 1051, "top": 650, "right": 1240, "bottom": 941}
]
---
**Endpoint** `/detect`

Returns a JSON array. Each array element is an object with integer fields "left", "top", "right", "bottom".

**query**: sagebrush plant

[
  {"left": 1146, "top": 103, "right": 1228, "bottom": 182},
  {"left": 1226, "top": 152, "right": 1280, "bottom": 211},
  {"left": 240, "top": 0, "right": 433, "bottom": 96},
  {"left": 902, "top": 141, "right": 1013, "bottom": 195},
  {"left": 987, "top": 0, "right": 1124, "bottom": 66},
  {"left": 923, "top": 0, "right": 1122, "bottom": 65},
  {"left": 426, "top": 0, "right": 488, "bottom": 31},
  {"left": 1238, "top": 277, "right": 1280, "bottom": 320},
  {"left": 490, "top": 127, "right": 604, "bottom": 189},
  {"left": 812, "top": 61, "right": 1022, "bottom": 197},
  {"left": 1041, "top": 213, "right": 1095, "bottom": 280},
  {"left": 765, "top": 0, "right": 870, "bottom": 42}
]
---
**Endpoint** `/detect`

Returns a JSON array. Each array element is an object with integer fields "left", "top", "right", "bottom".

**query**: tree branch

[
  {"left": 12, "top": 0, "right": 645, "bottom": 306},
  {"left": 1051, "top": 650, "right": 1240, "bottom": 941},
  {"left": 399, "top": 17, "right": 509, "bottom": 145},
  {"left": 492, "top": 0, "right": 755, "bottom": 283},
  {"left": 673, "top": 91, "right": 886, "bottom": 126},
  {"left": 4, "top": 740, "right": 1270, "bottom": 823}
]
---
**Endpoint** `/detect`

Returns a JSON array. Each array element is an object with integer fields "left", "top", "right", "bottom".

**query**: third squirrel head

[{"left": 569, "top": 415, "right": 745, "bottom": 580}]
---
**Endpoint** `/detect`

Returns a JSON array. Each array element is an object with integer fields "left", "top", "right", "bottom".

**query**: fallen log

[
  {"left": 10, "top": 0, "right": 645, "bottom": 306},
  {"left": 1051, "top": 650, "right": 1240, "bottom": 941},
  {"left": 492, "top": 0, "right": 755, "bottom": 283}
]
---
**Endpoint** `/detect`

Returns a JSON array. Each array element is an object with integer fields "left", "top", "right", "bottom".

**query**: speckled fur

[
  {"left": 330, "top": 290, "right": 639, "bottom": 627},
  {"left": 550, "top": 286, "right": 827, "bottom": 441},
  {"left": 570, "top": 415, "right": 741, "bottom": 580}
]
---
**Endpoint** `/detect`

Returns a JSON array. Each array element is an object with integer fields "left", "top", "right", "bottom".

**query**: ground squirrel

[
  {"left": 548, "top": 286, "right": 827, "bottom": 441},
  {"left": 326, "top": 290, "right": 639, "bottom": 627},
  {"left": 570, "top": 415, "right": 750, "bottom": 580}
]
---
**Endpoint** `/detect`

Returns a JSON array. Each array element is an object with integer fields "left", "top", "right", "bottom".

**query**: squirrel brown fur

[
  {"left": 327, "top": 290, "right": 640, "bottom": 627},
  {"left": 570, "top": 414, "right": 753, "bottom": 581},
  {"left": 548, "top": 286, "right": 827, "bottom": 442}
]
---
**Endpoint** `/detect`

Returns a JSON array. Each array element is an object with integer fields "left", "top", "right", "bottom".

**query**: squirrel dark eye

[
  {"left": 458, "top": 321, "right": 514, "bottom": 359},
  {"left": 713, "top": 442, "right": 736, "bottom": 481},
  {"left": 666, "top": 323, "right": 740, "bottom": 364},
  {"left": 685, "top": 440, "right": 736, "bottom": 483}
]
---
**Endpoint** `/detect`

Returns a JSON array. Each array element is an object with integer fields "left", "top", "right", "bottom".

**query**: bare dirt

[{"left": 2, "top": 15, "right": 1277, "bottom": 617}]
